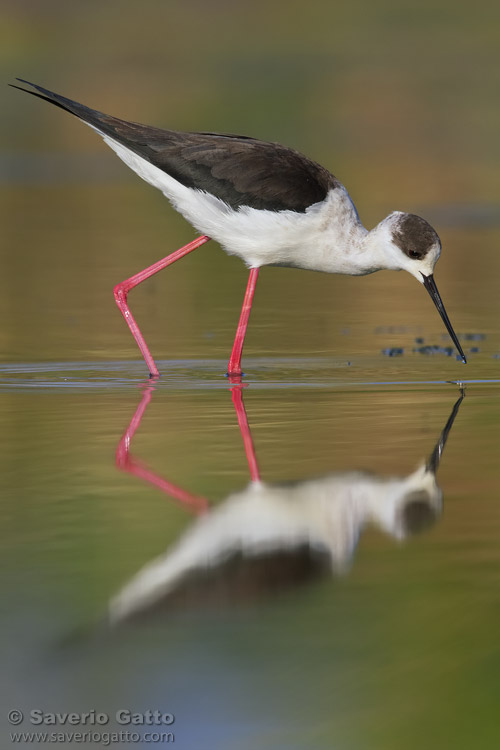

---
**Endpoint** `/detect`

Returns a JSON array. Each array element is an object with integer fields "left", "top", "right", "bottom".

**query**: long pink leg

[
  {"left": 227, "top": 267, "right": 260, "bottom": 376},
  {"left": 114, "top": 235, "right": 211, "bottom": 377}
]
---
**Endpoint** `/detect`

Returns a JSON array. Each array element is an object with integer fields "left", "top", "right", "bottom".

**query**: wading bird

[{"left": 11, "top": 79, "right": 467, "bottom": 376}]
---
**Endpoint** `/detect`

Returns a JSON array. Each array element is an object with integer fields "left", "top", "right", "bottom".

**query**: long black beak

[{"left": 422, "top": 274, "right": 467, "bottom": 364}]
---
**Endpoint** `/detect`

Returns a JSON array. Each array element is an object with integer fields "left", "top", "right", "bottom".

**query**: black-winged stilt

[{"left": 10, "top": 79, "right": 467, "bottom": 376}]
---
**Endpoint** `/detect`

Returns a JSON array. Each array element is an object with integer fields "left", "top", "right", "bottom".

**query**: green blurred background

[{"left": 1, "top": 3, "right": 500, "bottom": 750}]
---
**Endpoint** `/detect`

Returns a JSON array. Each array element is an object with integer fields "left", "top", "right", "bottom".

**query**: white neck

[{"left": 286, "top": 189, "right": 387, "bottom": 276}]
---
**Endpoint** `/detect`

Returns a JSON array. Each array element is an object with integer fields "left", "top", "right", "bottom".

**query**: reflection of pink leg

[
  {"left": 230, "top": 385, "right": 261, "bottom": 482},
  {"left": 114, "top": 235, "right": 211, "bottom": 377},
  {"left": 116, "top": 385, "right": 208, "bottom": 514},
  {"left": 227, "top": 268, "right": 259, "bottom": 377},
  {"left": 115, "top": 386, "right": 154, "bottom": 461}
]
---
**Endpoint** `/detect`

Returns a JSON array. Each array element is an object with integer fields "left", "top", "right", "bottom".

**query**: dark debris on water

[
  {"left": 409, "top": 333, "right": 486, "bottom": 357},
  {"left": 380, "top": 333, "right": 487, "bottom": 359},
  {"left": 440, "top": 332, "right": 486, "bottom": 342},
  {"left": 382, "top": 348, "right": 404, "bottom": 357},
  {"left": 414, "top": 344, "right": 482, "bottom": 357},
  {"left": 464, "top": 333, "right": 486, "bottom": 341},
  {"left": 414, "top": 345, "right": 455, "bottom": 356}
]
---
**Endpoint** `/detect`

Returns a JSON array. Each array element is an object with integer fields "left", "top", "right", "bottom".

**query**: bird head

[
  {"left": 373, "top": 211, "right": 466, "bottom": 363},
  {"left": 379, "top": 211, "right": 441, "bottom": 277}
]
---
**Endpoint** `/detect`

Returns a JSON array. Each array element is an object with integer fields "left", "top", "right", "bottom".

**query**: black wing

[{"left": 10, "top": 79, "right": 340, "bottom": 212}]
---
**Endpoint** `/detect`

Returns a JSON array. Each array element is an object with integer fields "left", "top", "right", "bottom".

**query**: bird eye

[{"left": 409, "top": 250, "right": 420, "bottom": 259}]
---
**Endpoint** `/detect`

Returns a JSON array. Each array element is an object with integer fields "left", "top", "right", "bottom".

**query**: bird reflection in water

[{"left": 112, "top": 383, "right": 464, "bottom": 623}]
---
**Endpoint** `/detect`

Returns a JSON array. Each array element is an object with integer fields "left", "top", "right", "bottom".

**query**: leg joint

[{"left": 113, "top": 282, "right": 129, "bottom": 306}]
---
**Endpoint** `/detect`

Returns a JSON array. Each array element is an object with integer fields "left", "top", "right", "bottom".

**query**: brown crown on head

[{"left": 391, "top": 214, "right": 440, "bottom": 260}]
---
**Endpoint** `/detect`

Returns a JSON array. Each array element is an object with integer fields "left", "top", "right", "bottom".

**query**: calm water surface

[{"left": 1, "top": 361, "right": 499, "bottom": 749}]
